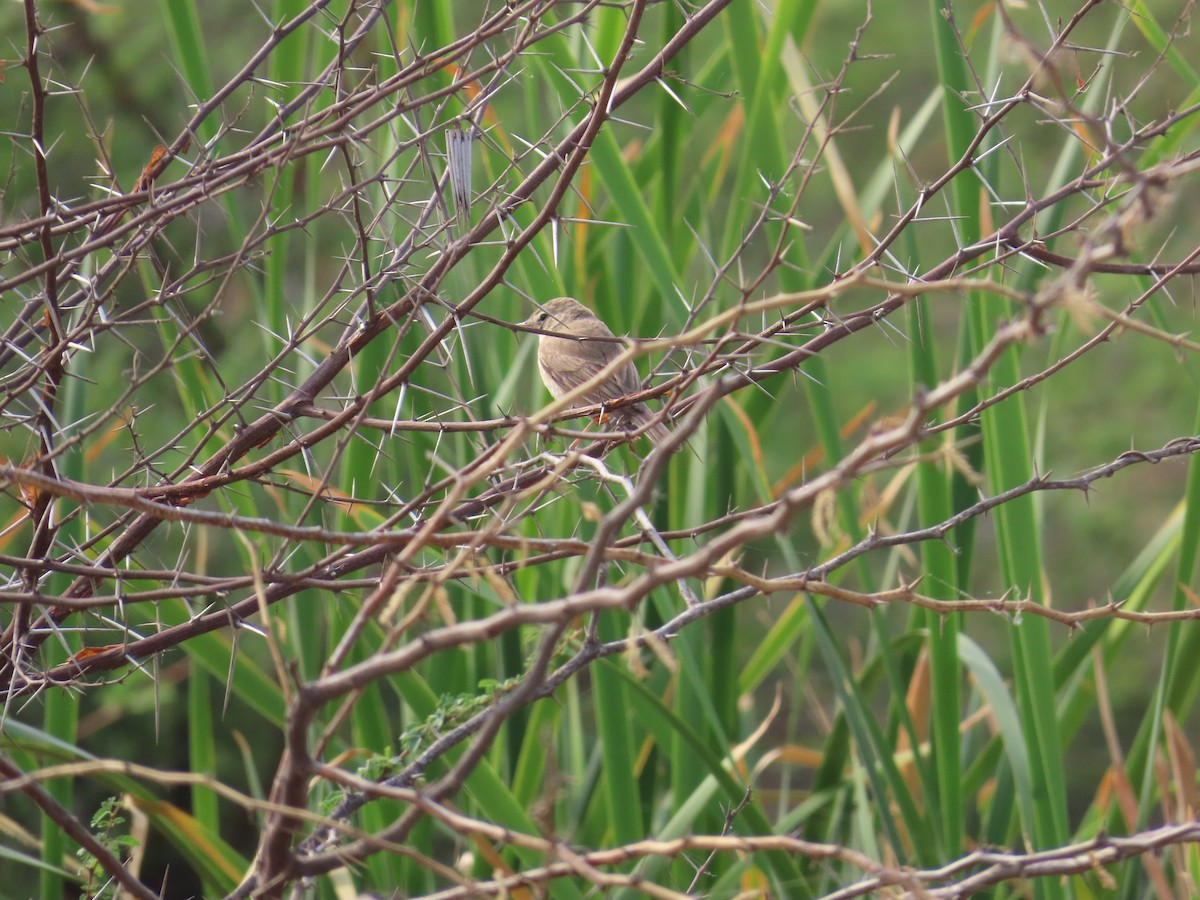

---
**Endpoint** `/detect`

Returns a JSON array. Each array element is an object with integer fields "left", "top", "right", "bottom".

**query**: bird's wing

[{"left": 540, "top": 331, "right": 641, "bottom": 403}]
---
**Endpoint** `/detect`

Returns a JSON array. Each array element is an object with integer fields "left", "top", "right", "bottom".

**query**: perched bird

[{"left": 522, "top": 297, "right": 670, "bottom": 443}]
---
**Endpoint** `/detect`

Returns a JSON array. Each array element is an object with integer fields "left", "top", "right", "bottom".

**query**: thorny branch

[{"left": 2, "top": 0, "right": 1200, "bottom": 897}]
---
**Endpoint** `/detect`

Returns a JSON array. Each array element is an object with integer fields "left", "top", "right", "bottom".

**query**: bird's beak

[{"left": 520, "top": 308, "right": 558, "bottom": 331}]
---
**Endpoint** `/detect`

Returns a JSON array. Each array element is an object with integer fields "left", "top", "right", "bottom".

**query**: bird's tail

[{"left": 630, "top": 405, "right": 671, "bottom": 445}]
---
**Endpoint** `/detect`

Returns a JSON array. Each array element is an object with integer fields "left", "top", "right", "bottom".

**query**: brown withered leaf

[
  {"left": 133, "top": 145, "right": 170, "bottom": 193},
  {"left": 65, "top": 0, "right": 121, "bottom": 13},
  {"left": 71, "top": 645, "right": 122, "bottom": 662}
]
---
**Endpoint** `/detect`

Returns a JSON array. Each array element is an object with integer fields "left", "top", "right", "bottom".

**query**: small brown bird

[{"left": 522, "top": 297, "right": 670, "bottom": 443}]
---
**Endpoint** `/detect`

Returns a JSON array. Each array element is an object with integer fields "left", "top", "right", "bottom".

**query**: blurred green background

[{"left": 2, "top": 0, "right": 1200, "bottom": 897}]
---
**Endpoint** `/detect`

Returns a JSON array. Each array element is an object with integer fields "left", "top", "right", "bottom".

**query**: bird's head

[{"left": 520, "top": 297, "right": 594, "bottom": 331}]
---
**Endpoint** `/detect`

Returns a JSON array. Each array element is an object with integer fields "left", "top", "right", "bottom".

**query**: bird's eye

[{"left": 537, "top": 312, "right": 548, "bottom": 324}]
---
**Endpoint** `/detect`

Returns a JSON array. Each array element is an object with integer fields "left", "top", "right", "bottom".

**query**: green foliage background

[{"left": 1, "top": 0, "right": 1200, "bottom": 897}]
